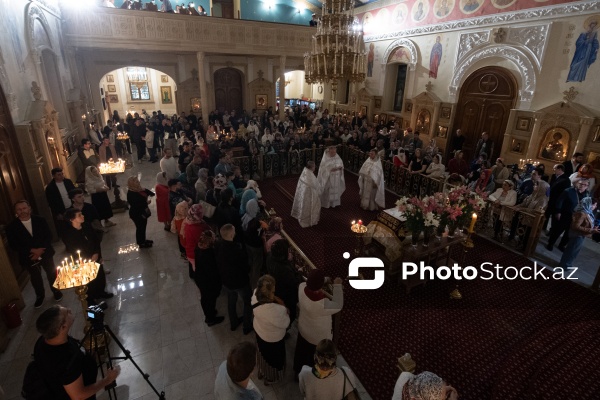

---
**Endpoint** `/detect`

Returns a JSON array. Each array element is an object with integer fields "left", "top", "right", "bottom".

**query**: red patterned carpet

[{"left": 260, "top": 172, "right": 600, "bottom": 400}]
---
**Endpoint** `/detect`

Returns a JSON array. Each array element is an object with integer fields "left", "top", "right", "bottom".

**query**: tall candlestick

[{"left": 70, "top": 255, "right": 75, "bottom": 266}]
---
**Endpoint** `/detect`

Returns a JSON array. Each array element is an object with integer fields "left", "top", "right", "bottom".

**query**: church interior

[{"left": 1, "top": 0, "right": 600, "bottom": 399}]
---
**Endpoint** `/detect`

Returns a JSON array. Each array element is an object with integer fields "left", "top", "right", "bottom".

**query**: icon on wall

[
  {"left": 106, "top": 74, "right": 114, "bottom": 83},
  {"left": 107, "top": 85, "right": 116, "bottom": 92},
  {"left": 107, "top": 95, "right": 118, "bottom": 103},
  {"left": 161, "top": 75, "right": 169, "bottom": 83},
  {"left": 567, "top": 15, "right": 600, "bottom": 83},
  {"left": 160, "top": 86, "right": 173, "bottom": 104},
  {"left": 256, "top": 94, "right": 267, "bottom": 110},
  {"left": 190, "top": 97, "right": 201, "bottom": 112}
]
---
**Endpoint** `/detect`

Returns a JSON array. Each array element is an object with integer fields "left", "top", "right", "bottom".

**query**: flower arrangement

[
  {"left": 447, "top": 186, "right": 488, "bottom": 228},
  {"left": 395, "top": 195, "right": 441, "bottom": 234}
]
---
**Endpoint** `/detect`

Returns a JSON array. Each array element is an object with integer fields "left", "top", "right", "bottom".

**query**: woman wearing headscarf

[
  {"left": 184, "top": 204, "right": 210, "bottom": 278},
  {"left": 239, "top": 180, "right": 262, "bottom": 215},
  {"left": 194, "top": 168, "right": 209, "bottom": 202},
  {"left": 299, "top": 339, "right": 358, "bottom": 400},
  {"left": 508, "top": 180, "right": 550, "bottom": 249},
  {"left": 242, "top": 199, "right": 265, "bottom": 289},
  {"left": 569, "top": 163, "right": 596, "bottom": 193},
  {"left": 85, "top": 166, "right": 116, "bottom": 228},
  {"left": 171, "top": 201, "right": 189, "bottom": 259},
  {"left": 251, "top": 274, "right": 290, "bottom": 385},
  {"left": 126, "top": 176, "right": 155, "bottom": 248},
  {"left": 293, "top": 269, "right": 343, "bottom": 377},
  {"left": 155, "top": 172, "right": 171, "bottom": 231},
  {"left": 559, "top": 197, "right": 599, "bottom": 270},
  {"left": 392, "top": 371, "right": 458, "bottom": 400},
  {"left": 424, "top": 154, "right": 445, "bottom": 179},
  {"left": 468, "top": 168, "right": 494, "bottom": 194},
  {"left": 194, "top": 230, "right": 224, "bottom": 326}
]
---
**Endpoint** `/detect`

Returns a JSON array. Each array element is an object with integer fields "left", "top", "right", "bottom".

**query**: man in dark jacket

[
  {"left": 216, "top": 224, "right": 253, "bottom": 334},
  {"left": 546, "top": 179, "right": 589, "bottom": 251},
  {"left": 544, "top": 164, "right": 571, "bottom": 230},
  {"left": 562, "top": 152, "right": 584, "bottom": 176},
  {"left": 6, "top": 200, "right": 62, "bottom": 308},
  {"left": 45, "top": 167, "right": 76, "bottom": 235}
]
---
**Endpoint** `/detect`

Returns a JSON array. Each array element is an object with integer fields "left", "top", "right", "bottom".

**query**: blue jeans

[
  {"left": 224, "top": 284, "right": 253, "bottom": 331},
  {"left": 558, "top": 234, "right": 585, "bottom": 270}
]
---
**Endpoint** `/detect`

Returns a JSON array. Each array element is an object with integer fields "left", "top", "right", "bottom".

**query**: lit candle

[
  {"left": 358, "top": 220, "right": 363, "bottom": 225},
  {"left": 351, "top": 220, "right": 356, "bottom": 225},
  {"left": 70, "top": 255, "right": 75, "bottom": 266},
  {"left": 77, "top": 250, "right": 82, "bottom": 264},
  {"left": 469, "top": 213, "right": 477, "bottom": 232}
]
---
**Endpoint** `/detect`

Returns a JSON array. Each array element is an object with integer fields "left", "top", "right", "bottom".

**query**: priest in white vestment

[
  {"left": 358, "top": 149, "right": 386, "bottom": 210},
  {"left": 317, "top": 146, "right": 345, "bottom": 208},
  {"left": 291, "top": 161, "right": 322, "bottom": 227}
]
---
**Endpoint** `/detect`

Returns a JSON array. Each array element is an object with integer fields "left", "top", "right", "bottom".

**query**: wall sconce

[
  {"left": 81, "top": 114, "right": 87, "bottom": 121},
  {"left": 47, "top": 137, "right": 55, "bottom": 146}
]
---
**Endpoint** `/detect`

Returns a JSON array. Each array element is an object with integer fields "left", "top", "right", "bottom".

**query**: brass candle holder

[{"left": 351, "top": 220, "right": 368, "bottom": 256}]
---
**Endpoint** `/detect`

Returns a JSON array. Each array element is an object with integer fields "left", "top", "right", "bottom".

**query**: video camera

[{"left": 87, "top": 301, "right": 108, "bottom": 328}]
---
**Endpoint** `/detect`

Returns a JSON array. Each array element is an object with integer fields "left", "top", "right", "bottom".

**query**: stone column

[
  {"left": 196, "top": 52, "right": 209, "bottom": 128},
  {"left": 573, "top": 117, "right": 594, "bottom": 154},
  {"left": 525, "top": 112, "right": 544, "bottom": 160},
  {"left": 279, "top": 55, "right": 286, "bottom": 120}
]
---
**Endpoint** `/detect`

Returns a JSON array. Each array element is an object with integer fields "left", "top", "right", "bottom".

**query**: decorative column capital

[{"left": 196, "top": 51, "right": 205, "bottom": 63}]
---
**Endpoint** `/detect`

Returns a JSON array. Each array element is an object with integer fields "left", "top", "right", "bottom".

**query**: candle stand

[{"left": 351, "top": 220, "right": 368, "bottom": 256}]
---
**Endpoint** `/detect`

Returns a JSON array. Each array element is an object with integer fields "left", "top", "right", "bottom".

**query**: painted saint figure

[
  {"left": 567, "top": 18, "right": 599, "bottom": 83},
  {"left": 367, "top": 43, "right": 375, "bottom": 78},
  {"left": 429, "top": 36, "right": 443, "bottom": 78}
]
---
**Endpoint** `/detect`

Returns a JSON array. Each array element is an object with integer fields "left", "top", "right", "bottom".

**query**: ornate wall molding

[
  {"left": 62, "top": 8, "right": 313, "bottom": 56},
  {"left": 381, "top": 38, "right": 418, "bottom": 71},
  {"left": 507, "top": 24, "right": 551, "bottom": 70},
  {"left": 456, "top": 31, "right": 490, "bottom": 64},
  {"left": 449, "top": 45, "right": 537, "bottom": 108},
  {"left": 0, "top": 47, "right": 16, "bottom": 112},
  {"left": 364, "top": 1, "right": 599, "bottom": 42},
  {"left": 26, "top": 3, "right": 53, "bottom": 58}
]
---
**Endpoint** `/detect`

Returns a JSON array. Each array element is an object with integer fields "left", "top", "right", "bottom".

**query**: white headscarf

[
  {"left": 409, "top": 371, "right": 443, "bottom": 400},
  {"left": 241, "top": 198, "right": 260, "bottom": 231},
  {"left": 85, "top": 166, "right": 105, "bottom": 193}
]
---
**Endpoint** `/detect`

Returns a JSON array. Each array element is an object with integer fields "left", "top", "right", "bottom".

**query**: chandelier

[{"left": 304, "top": 0, "right": 366, "bottom": 93}]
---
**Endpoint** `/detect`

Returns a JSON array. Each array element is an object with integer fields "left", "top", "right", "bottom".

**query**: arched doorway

[
  {"left": 453, "top": 67, "right": 517, "bottom": 161},
  {"left": 214, "top": 68, "right": 243, "bottom": 114},
  {"left": 0, "top": 84, "right": 33, "bottom": 284}
]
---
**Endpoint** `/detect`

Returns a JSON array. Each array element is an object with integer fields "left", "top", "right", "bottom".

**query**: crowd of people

[{"left": 11, "top": 100, "right": 599, "bottom": 399}]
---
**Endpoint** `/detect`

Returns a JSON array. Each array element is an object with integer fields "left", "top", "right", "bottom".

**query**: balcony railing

[{"left": 61, "top": 7, "right": 314, "bottom": 56}]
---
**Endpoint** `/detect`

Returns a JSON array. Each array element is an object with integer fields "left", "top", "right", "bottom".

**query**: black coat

[
  {"left": 6, "top": 216, "right": 55, "bottom": 267},
  {"left": 61, "top": 222, "right": 101, "bottom": 259},
  {"left": 215, "top": 240, "right": 249, "bottom": 289},
  {"left": 127, "top": 189, "right": 155, "bottom": 219},
  {"left": 562, "top": 160, "right": 581, "bottom": 177},
  {"left": 194, "top": 247, "right": 221, "bottom": 295},
  {"left": 45, "top": 179, "right": 76, "bottom": 216},
  {"left": 547, "top": 174, "right": 571, "bottom": 212}
]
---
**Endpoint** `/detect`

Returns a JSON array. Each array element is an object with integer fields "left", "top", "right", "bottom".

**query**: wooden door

[
  {"left": 214, "top": 68, "right": 243, "bottom": 114},
  {"left": 214, "top": 0, "right": 234, "bottom": 19},
  {"left": 0, "top": 86, "right": 32, "bottom": 284},
  {"left": 453, "top": 67, "right": 517, "bottom": 162}
]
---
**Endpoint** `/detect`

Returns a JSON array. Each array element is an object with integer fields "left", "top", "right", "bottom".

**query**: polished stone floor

[{"left": 0, "top": 159, "right": 370, "bottom": 400}]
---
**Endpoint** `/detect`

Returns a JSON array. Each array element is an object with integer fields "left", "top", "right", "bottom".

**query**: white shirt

[
  {"left": 160, "top": 157, "right": 178, "bottom": 180},
  {"left": 21, "top": 219, "right": 33, "bottom": 236},
  {"left": 55, "top": 182, "right": 71, "bottom": 209}
]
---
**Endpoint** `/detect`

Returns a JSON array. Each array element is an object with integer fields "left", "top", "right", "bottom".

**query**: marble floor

[{"left": 0, "top": 160, "right": 371, "bottom": 400}]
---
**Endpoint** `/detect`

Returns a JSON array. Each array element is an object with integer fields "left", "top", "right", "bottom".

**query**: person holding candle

[
  {"left": 61, "top": 208, "right": 112, "bottom": 303},
  {"left": 6, "top": 200, "right": 63, "bottom": 308}
]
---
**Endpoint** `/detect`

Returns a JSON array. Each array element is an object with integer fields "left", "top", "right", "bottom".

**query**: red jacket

[
  {"left": 184, "top": 221, "right": 210, "bottom": 260},
  {"left": 155, "top": 184, "right": 171, "bottom": 223}
]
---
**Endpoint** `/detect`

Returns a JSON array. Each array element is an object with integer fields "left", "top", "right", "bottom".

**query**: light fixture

[{"left": 304, "top": 0, "right": 366, "bottom": 96}]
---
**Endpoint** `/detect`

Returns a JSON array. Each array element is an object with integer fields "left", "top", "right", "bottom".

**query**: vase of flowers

[
  {"left": 446, "top": 186, "right": 488, "bottom": 234},
  {"left": 396, "top": 195, "right": 441, "bottom": 247}
]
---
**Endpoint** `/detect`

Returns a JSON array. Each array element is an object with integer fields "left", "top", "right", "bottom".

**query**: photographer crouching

[{"left": 31, "top": 305, "right": 120, "bottom": 399}]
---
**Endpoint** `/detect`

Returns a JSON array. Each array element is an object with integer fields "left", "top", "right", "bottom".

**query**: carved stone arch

[
  {"left": 450, "top": 45, "right": 536, "bottom": 109},
  {"left": 26, "top": 3, "right": 54, "bottom": 58},
  {"left": 382, "top": 38, "right": 418, "bottom": 71}
]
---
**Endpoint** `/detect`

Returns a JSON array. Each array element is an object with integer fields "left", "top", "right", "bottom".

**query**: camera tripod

[{"left": 81, "top": 322, "right": 166, "bottom": 399}]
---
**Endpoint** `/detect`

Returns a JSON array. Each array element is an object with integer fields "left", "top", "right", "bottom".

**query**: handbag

[
  {"left": 341, "top": 367, "right": 361, "bottom": 400},
  {"left": 142, "top": 207, "right": 152, "bottom": 219},
  {"left": 198, "top": 200, "right": 216, "bottom": 219}
]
